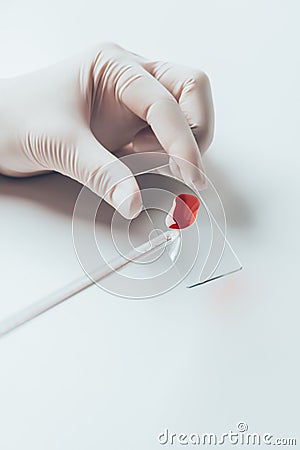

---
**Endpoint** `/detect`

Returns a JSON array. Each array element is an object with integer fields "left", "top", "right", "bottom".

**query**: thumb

[{"left": 53, "top": 131, "right": 143, "bottom": 219}]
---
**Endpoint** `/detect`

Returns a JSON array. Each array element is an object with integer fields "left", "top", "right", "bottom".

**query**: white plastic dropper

[{"left": 0, "top": 230, "right": 179, "bottom": 337}]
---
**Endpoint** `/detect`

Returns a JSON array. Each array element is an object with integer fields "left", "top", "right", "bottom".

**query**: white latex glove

[{"left": 0, "top": 42, "right": 214, "bottom": 219}]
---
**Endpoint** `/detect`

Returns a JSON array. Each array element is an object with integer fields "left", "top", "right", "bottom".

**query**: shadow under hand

[
  {"left": 0, "top": 172, "right": 114, "bottom": 227},
  {"left": 0, "top": 172, "right": 82, "bottom": 217}
]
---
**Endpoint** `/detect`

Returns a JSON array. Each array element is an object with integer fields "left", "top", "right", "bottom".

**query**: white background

[{"left": 0, "top": 1, "right": 299, "bottom": 449}]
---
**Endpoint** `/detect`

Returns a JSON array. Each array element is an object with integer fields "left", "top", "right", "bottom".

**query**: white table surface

[{"left": 0, "top": 1, "right": 299, "bottom": 449}]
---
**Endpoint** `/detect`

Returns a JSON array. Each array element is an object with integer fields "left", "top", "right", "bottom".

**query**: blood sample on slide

[{"left": 166, "top": 194, "right": 200, "bottom": 230}]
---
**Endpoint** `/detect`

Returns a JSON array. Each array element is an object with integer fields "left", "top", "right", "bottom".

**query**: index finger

[
  {"left": 118, "top": 65, "right": 206, "bottom": 189},
  {"left": 148, "top": 61, "right": 214, "bottom": 154}
]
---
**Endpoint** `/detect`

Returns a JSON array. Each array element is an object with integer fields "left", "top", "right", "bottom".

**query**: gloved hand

[{"left": 0, "top": 42, "right": 214, "bottom": 219}]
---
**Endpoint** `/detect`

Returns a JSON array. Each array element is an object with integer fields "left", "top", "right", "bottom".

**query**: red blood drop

[{"left": 167, "top": 194, "right": 200, "bottom": 229}]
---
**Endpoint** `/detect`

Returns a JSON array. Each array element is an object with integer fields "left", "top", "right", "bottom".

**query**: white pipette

[{"left": 0, "top": 230, "right": 179, "bottom": 338}]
